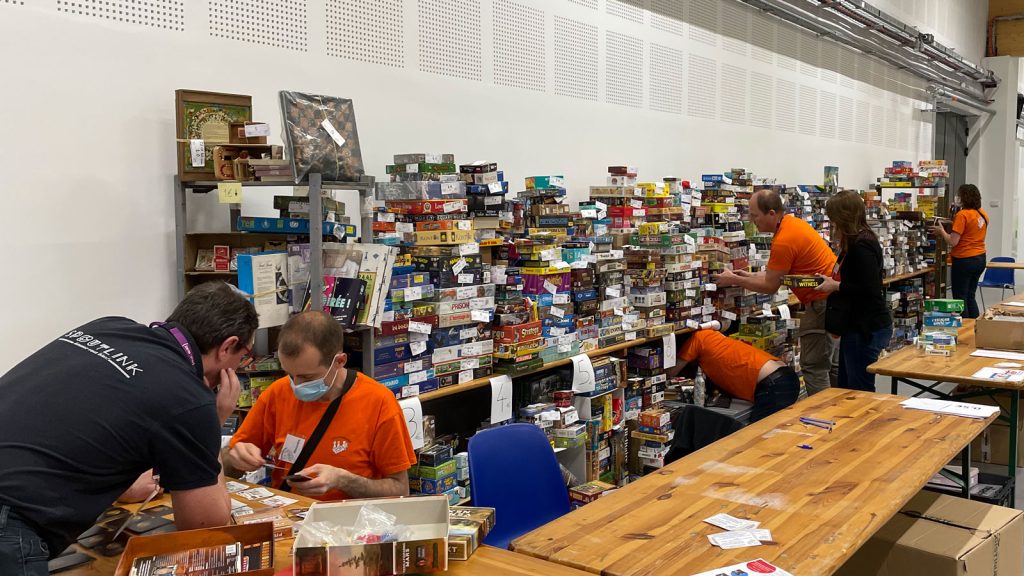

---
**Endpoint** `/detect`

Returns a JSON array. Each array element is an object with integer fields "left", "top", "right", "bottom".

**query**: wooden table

[
  {"left": 986, "top": 261, "right": 1024, "bottom": 269},
  {"left": 512, "top": 389, "right": 995, "bottom": 576},
  {"left": 65, "top": 483, "right": 315, "bottom": 575},
  {"left": 868, "top": 317, "right": 1020, "bottom": 500}
]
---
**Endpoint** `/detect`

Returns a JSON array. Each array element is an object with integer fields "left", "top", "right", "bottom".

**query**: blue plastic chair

[
  {"left": 979, "top": 257, "right": 1017, "bottom": 309},
  {"left": 468, "top": 423, "right": 571, "bottom": 549}
]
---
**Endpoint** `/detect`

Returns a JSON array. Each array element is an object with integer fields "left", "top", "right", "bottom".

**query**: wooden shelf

[
  {"left": 882, "top": 267, "right": 935, "bottom": 286},
  {"left": 185, "top": 270, "right": 238, "bottom": 276}
]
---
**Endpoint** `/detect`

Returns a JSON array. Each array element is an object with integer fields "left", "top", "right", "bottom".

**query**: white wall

[
  {"left": 0, "top": 0, "right": 987, "bottom": 372},
  {"left": 973, "top": 56, "right": 1020, "bottom": 261}
]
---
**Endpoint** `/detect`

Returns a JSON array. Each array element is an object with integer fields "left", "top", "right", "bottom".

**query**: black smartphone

[{"left": 286, "top": 474, "right": 312, "bottom": 483}]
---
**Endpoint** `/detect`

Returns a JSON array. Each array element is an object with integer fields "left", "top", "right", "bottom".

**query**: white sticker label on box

[
  {"left": 614, "top": 307, "right": 624, "bottom": 316},
  {"left": 539, "top": 249, "right": 556, "bottom": 261},
  {"left": 488, "top": 181, "right": 504, "bottom": 194},
  {"left": 471, "top": 309, "right": 491, "bottom": 322},
  {"left": 458, "top": 273, "right": 475, "bottom": 284},
  {"left": 244, "top": 123, "right": 270, "bottom": 137},
  {"left": 406, "top": 163, "right": 419, "bottom": 173},
  {"left": 549, "top": 176, "right": 565, "bottom": 188},
  {"left": 551, "top": 307, "right": 566, "bottom": 319},
  {"left": 779, "top": 304, "right": 792, "bottom": 320},
  {"left": 459, "top": 370, "right": 474, "bottom": 384},
  {"left": 485, "top": 195, "right": 503, "bottom": 206},
  {"left": 378, "top": 212, "right": 396, "bottom": 223},
  {"left": 402, "top": 385, "right": 419, "bottom": 398},
  {"left": 553, "top": 293, "right": 570, "bottom": 305},
  {"left": 704, "top": 283, "right": 718, "bottom": 292},
  {"left": 552, "top": 260, "right": 570, "bottom": 270},
  {"left": 558, "top": 343, "right": 572, "bottom": 354},
  {"left": 461, "top": 357, "right": 481, "bottom": 370},
  {"left": 443, "top": 201, "right": 462, "bottom": 213},
  {"left": 595, "top": 201, "right": 607, "bottom": 211},
  {"left": 625, "top": 331, "right": 638, "bottom": 341},
  {"left": 544, "top": 280, "right": 558, "bottom": 294},
  {"left": 762, "top": 303, "right": 774, "bottom": 316},
  {"left": 549, "top": 327, "right": 567, "bottom": 336},
  {"left": 457, "top": 220, "right": 472, "bottom": 230},
  {"left": 404, "top": 360, "right": 423, "bottom": 374},
  {"left": 410, "top": 370, "right": 429, "bottom": 385},
  {"left": 686, "top": 319, "right": 700, "bottom": 329},
  {"left": 606, "top": 287, "right": 621, "bottom": 298},
  {"left": 405, "top": 286, "right": 423, "bottom": 301},
  {"left": 633, "top": 209, "right": 646, "bottom": 217},
  {"left": 460, "top": 327, "right": 479, "bottom": 340},
  {"left": 425, "top": 153, "right": 443, "bottom": 163},
  {"left": 458, "top": 242, "right": 479, "bottom": 256},
  {"left": 321, "top": 119, "right": 347, "bottom": 147},
  {"left": 721, "top": 310, "right": 738, "bottom": 320},
  {"left": 452, "top": 258, "right": 468, "bottom": 275},
  {"left": 457, "top": 286, "right": 477, "bottom": 299},
  {"left": 395, "top": 222, "right": 414, "bottom": 233},
  {"left": 189, "top": 139, "right": 205, "bottom": 167},
  {"left": 442, "top": 182, "right": 461, "bottom": 195},
  {"left": 410, "top": 341, "right": 428, "bottom": 356},
  {"left": 630, "top": 199, "right": 643, "bottom": 209},
  {"left": 409, "top": 321, "right": 432, "bottom": 334}
]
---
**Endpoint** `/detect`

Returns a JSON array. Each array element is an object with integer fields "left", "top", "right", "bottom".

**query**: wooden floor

[{"left": 512, "top": 389, "right": 995, "bottom": 576}]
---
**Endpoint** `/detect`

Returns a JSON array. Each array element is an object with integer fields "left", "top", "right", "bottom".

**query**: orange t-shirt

[
  {"left": 678, "top": 331, "right": 778, "bottom": 402},
  {"left": 230, "top": 371, "right": 416, "bottom": 501},
  {"left": 950, "top": 208, "right": 988, "bottom": 259},
  {"left": 767, "top": 215, "right": 837, "bottom": 304}
]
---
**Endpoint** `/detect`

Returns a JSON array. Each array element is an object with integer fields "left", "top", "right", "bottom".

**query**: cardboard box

[
  {"left": 970, "top": 423, "right": 1024, "bottom": 467},
  {"left": 975, "top": 317, "right": 1024, "bottom": 352},
  {"left": 835, "top": 491, "right": 1022, "bottom": 576},
  {"left": 295, "top": 496, "right": 449, "bottom": 575},
  {"left": 115, "top": 523, "right": 274, "bottom": 576}
]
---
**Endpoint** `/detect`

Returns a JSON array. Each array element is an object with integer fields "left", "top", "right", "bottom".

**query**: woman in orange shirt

[{"left": 933, "top": 184, "right": 988, "bottom": 318}]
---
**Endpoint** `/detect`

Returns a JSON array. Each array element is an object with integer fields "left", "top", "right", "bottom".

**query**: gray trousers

[{"left": 799, "top": 299, "right": 839, "bottom": 395}]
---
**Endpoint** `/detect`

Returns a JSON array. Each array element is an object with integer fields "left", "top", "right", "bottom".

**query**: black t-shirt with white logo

[{"left": 0, "top": 317, "right": 221, "bottom": 553}]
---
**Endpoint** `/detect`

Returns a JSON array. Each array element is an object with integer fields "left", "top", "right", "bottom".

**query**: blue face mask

[{"left": 290, "top": 362, "right": 337, "bottom": 402}]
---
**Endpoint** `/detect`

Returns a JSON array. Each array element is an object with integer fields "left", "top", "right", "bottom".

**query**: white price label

[
  {"left": 595, "top": 201, "right": 607, "bottom": 211},
  {"left": 631, "top": 199, "right": 643, "bottom": 209},
  {"left": 459, "top": 370, "right": 474, "bottom": 384},
  {"left": 320, "top": 119, "right": 347, "bottom": 147},
  {"left": 663, "top": 334, "right": 677, "bottom": 369},
  {"left": 550, "top": 307, "right": 566, "bottom": 319},
  {"left": 379, "top": 212, "right": 396, "bottom": 223},
  {"left": 778, "top": 304, "right": 792, "bottom": 320},
  {"left": 442, "top": 182, "right": 461, "bottom": 195},
  {"left": 409, "top": 370, "right": 429, "bottom": 385},
  {"left": 553, "top": 293, "right": 570, "bottom": 305},
  {"left": 452, "top": 257, "right": 468, "bottom": 275},
  {"left": 549, "top": 327, "right": 567, "bottom": 336},
  {"left": 405, "top": 286, "right": 423, "bottom": 301},
  {"left": 425, "top": 153, "right": 443, "bottom": 163},
  {"left": 395, "top": 222, "right": 414, "bottom": 233},
  {"left": 410, "top": 341, "right": 427, "bottom": 356},
  {"left": 488, "top": 181, "right": 504, "bottom": 194},
  {"left": 406, "top": 163, "right": 419, "bottom": 173},
  {"left": 409, "top": 321, "right": 432, "bottom": 334},
  {"left": 762, "top": 303, "right": 774, "bottom": 316},
  {"left": 460, "top": 327, "right": 479, "bottom": 340},
  {"left": 457, "top": 286, "right": 478, "bottom": 299},
  {"left": 625, "top": 331, "right": 638, "bottom": 340},
  {"left": 705, "top": 283, "right": 718, "bottom": 291},
  {"left": 404, "top": 360, "right": 423, "bottom": 374},
  {"left": 558, "top": 343, "right": 571, "bottom": 354},
  {"left": 633, "top": 209, "right": 646, "bottom": 217},
  {"left": 485, "top": 195, "right": 503, "bottom": 206},
  {"left": 402, "top": 385, "right": 418, "bottom": 397},
  {"left": 443, "top": 201, "right": 462, "bottom": 213},
  {"left": 244, "top": 123, "right": 270, "bottom": 137},
  {"left": 549, "top": 176, "right": 565, "bottom": 187},
  {"left": 606, "top": 286, "right": 621, "bottom": 298},
  {"left": 614, "top": 307, "right": 624, "bottom": 316},
  {"left": 459, "top": 243, "right": 480, "bottom": 256},
  {"left": 684, "top": 235, "right": 696, "bottom": 246},
  {"left": 721, "top": 310, "right": 738, "bottom": 320},
  {"left": 457, "top": 220, "right": 472, "bottom": 230},
  {"left": 189, "top": 139, "right": 205, "bottom": 167},
  {"left": 686, "top": 319, "right": 700, "bottom": 329},
  {"left": 471, "top": 309, "right": 491, "bottom": 322},
  {"left": 458, "top": 273, "right": 475, "bottom": 284},
  {"left": 581, "top": 209, "right": 597, "bottom": 218},
  {"left": 539, "top": 249, "right": 556, "bottom": 261},
  {"left": 544, "top": 280, "right": 558, "bottom": 294}
]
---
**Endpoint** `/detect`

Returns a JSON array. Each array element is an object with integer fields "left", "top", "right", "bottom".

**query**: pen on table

[
  {"left": 799, "top": 418, "right": 833, "bottom": 431},
  {"left": 801, "top": 416, "right": 837, "bottom": 426},
  {"left": 797, "top": 444, "right": 813, "bottom": 450}
]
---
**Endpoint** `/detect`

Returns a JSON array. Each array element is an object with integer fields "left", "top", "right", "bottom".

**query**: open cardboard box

[
  {"left": 293, "top": 495, "right": 449, "bottom": 575},
  {"left": 114, "top": 523, "right": 274, "bottom": 576}
]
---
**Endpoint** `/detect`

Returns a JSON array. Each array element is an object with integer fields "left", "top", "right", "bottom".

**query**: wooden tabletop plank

[
  {"left": 512, "top": 389, "right": 995, "bottom": 576},
  {"left": 444, "top": 546, "right": 595, "bottom": 576},
  {"left": 986, "top": 262, "right": 1024, "bottom": 270}
]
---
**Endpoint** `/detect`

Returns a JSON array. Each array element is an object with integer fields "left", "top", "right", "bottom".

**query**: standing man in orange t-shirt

[
  {"left": 223, "top": 311, "right": 416, "bottom": 500},
  {"left": 933, "top": 184, "right": 988, "bottom": 318},
  {"left": 716, "top": 189, "right": 838, "bottom": 395},
  {"left": 666, "top": 329, "right": 799, "bottom": 422}
]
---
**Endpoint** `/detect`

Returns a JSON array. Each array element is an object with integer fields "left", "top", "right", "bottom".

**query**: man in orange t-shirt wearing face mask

[
  {"left": 715, "top": 189, "right": 838, "bottom": 395},
  {"left": 223, "top": 311, "right": 416, "bottom": 500}
]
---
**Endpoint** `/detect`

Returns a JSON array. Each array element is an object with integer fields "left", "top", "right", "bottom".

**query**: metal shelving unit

[{"left": 173, "top": 174, "right": 377, "bottom": 375}]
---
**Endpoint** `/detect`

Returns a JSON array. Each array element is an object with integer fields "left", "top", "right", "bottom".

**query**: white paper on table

[
  {"left": 570, "top": 354, "right": 596, "bottom": 393},
  {"left": 226, "top": 481, "right": 249, "bottom": 493},
  {"left": 747, "top": 528, "right": 772, "bottom": 542},
  {"left": 704, "top": 513, "right": 760, "bottom": 531},
  {"left": 972, "top": 367, "right": 1024, "bottom": 382},
  {"left": 237, "top": 487, "right": 274, "bottom": 501},
  {"left": 399, "top": 396, "right": 425, "bottom": 449},
  {"left": 663, "top": 334, "right": 677, "bottom": 369},
  {"left": 900, "top": 397, "right": 1000, "bottom": 419},
  {"left": 972, "top": 349, "right": 1024, "bottom": 361},
  {"left": 260, "top": 495, "right": 298, "bottom": 508},
  {"left": 690, "top": 559, "right": 793, "bottom": 576},
  {"left": 707, "top": 531, "right": 762, "bottom": 549},
  {"left": 489, "top": 375, "right": 513, "bottom": 424}
]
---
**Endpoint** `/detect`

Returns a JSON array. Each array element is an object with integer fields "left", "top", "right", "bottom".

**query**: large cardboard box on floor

[
  {"left": 970, "top": 423, "right": 1024, "bottom": 467},
  {"left": 835, "top": 491, "right": 1022, "bottom": 576},
  {"left": 975, "top": 317, "right": 1024, "bottom": 352}
]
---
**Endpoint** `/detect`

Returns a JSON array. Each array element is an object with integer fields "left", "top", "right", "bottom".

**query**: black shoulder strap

[{"left": 278, "top": 368, "right": 358, "bottom": 492}]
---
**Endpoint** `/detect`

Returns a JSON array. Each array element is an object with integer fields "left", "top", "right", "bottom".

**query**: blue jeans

[
  {"left": 837, "top": 325, "right": 894, "bottom": 392},
  {"left": 751, "top": 367, "right": 801, "bottom": 423},
  {"left": 952, "top": 254, "right": 986, "bottom": 319},
  {"left": 0, "top": 506, "right": 49, "bottom": 576}
]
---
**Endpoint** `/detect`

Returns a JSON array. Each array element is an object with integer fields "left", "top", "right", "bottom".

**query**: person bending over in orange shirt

[
  {"left": 666, "top": 328, "right": 799, "bottom": 422},
  {"left": 223, "top": 311, "right": 416, "bottom": 500}
]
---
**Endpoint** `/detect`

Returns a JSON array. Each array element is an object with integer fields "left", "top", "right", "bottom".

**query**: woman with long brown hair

[{"left": 814, "top": 190, "right": 893, "bottom": 391}]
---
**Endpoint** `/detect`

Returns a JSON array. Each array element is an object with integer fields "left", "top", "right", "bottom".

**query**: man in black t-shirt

[{"left": 0, "top": 282, "right": 258, "bottom": 575}]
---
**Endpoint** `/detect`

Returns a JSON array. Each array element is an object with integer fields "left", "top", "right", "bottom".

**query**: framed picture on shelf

[{"left": 175, "top": 89, "right": 252, "bottom": 182}]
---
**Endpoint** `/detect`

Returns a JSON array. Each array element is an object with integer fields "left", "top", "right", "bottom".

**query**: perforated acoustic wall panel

[
  {"left": 720, "top": 2, "right": 748, "bottom": 57},
  {"left": 819, "top": 90, "right": 837, "bottom": 139},
  {"left": 776, "top": 32, "right": 798, "bottom": 72},
  {"left": 605, "top": 31, "right": 644, "bottom": 108},
  {"left": 554, "top": 14, "right": 598, "bottom": 101},
  {"left": 649, "top": 43, "right": 684, "bottom": 114},
  {"left": 209, "top": 0, "right": 306, "bottom": 51},
  {"left": 494, "top": 0, "right": 545, "bottom": 92},
  {"left": 650, "top": 0, "right": 685, "bottom": 37},
  {"left": 688, "top": 0, "right": 718, "bottom": 47},
  {"left": 326, "top": 0, "right": 403, "bottom": 67},
  {"left": 607, "top": 0, "right": 644, "bottom": 24},
  {"left": 798, "top": 84, "right": 818, "bottom": 136},
  {"left": 568, "top": 0, "right": 597, "bottom": 8},
  {"left": 838, "top": 95, "right": 854, "bottom": 142},
  {"left": 56, "top": 0, "right": 184, "bottom": 31},
  {"left": 748, "top": 71, "right": 773, "bottom": 130},
  {"left": 775, "top": 78, "right": 796, "bottom": 133},
  {"left": 687, "top": 54, "right": 717, "bottom": 120},
  {"left": 418, "top": 0, "right": 482, "bottom": 81},
  {"left": 720, "top": 64, "right": 747, "bottom": 125},
  {"left": 749, "top": 13, "right": 774, "bottom": 65}
]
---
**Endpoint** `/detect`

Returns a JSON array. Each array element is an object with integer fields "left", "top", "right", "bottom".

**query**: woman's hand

[{"left": 814, "top": 274, "right": 840, "bottom": 294}]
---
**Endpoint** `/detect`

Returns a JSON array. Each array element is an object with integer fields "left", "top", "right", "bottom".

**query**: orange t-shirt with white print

[
  {"left": 950, "top": 208, "right": 988, "bottom": 259},
  {"left": 230, "top": 371, "right": 416, "bottom": 501},
  {"left": 767, "top": 215, "right": 837, "bottom": 304},
  {"left": 678, "top": 331, "right": 778, "bottom": 402}
]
